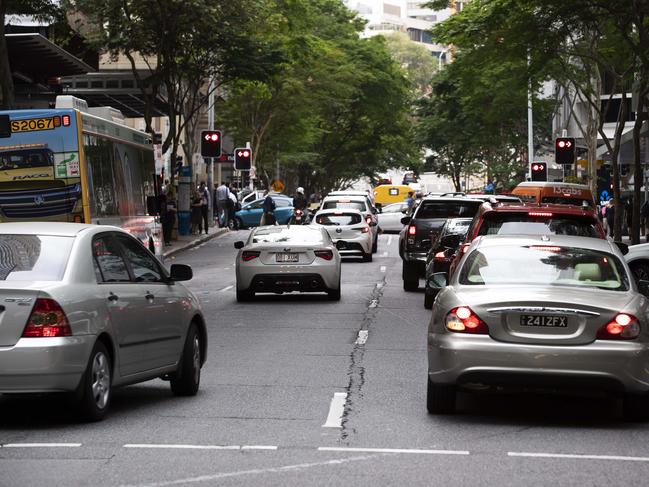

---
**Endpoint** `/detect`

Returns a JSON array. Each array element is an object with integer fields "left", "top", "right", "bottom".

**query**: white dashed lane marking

[
  {"left": 318, "top": 447, "right": 470, "bottom": 456},
  {"left": 380, "top": 266, "right": 386, "bottom": 273},
  {"left": 387, "top": 236, "right": 393, "bottom": 245},
  {"left": 508, "top": 452, "right": 649, "bottom": 462},
  {"left": 322, "top": 392, "right": 347, "bottom": 428},
  {"left": 2, "top": 443, "right": 82, "bottom": 448},
  {"left": 124, "top": 444, "right": 276, "bottom": 451},
  {"left": 219, "top": 285, "right": 233, "bottom": 292},
  {"left": 355, "top": 330, "right": 369, "bottom": 345}
]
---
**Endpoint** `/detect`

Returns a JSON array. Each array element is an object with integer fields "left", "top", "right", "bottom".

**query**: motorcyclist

[{"left": 292, "top": 187, "right": 308, "bottom": 224}]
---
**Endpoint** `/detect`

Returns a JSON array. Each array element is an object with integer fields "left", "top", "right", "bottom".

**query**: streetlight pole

[{"left": 207, "top": 78, "right": 215, "bottom": 225}]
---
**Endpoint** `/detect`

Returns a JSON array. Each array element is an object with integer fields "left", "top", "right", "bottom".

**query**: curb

[{"left": 163, "top": 228, "right": 229, "bottom": 259}]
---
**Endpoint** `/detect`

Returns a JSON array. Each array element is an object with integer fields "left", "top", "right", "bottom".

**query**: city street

[{"left": 1, "top": 230, "right": 649, "bottom": 486}]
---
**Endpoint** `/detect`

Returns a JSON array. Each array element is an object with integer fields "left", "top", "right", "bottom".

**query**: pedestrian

[
  {"left": 642, "top": 200, "right": 649, "bottom": 240},
  {"left": 198, "top": 181, "right": 210, "bottom": 235},
  {"left": 164, "top": 184, "right": 177, "bottom": 245},
  {"left": 293, "top": 187, "right": 307, "bottom": 212},
  {"left": 215, "top": 181, "right": 230, "bottom": 228},
  {"left": 190, "top": 189, "right": 202, "bottom": 235},
  {"left": 406, "top": 191, "right": 415, "bottom": 214},
  {"left": 263, "top": 191, "right": 276, "bottom": 225},
  {"left": 605, "top": 200, "right": 615, "bottom": 238}
]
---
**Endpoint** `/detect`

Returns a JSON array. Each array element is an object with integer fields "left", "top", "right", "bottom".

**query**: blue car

[{"left": 234, "top": 195, "right": 294, "bottom": 228}]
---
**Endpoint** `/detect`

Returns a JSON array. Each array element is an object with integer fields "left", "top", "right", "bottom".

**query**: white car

[
  {"left": 320, "top": 195, "right": 379, "bottom": 253},
  {"left": 328, "top": 189, "right": 375, "bottom": 206},
  {"left": 377, "top": 201, "right": 409, "bottom": 233},
  {"left": 234, "top": 225, "right": 342, "bottom": 301},
  {"left": 313, "top": 209, "right": 373, "bottom": 262}
]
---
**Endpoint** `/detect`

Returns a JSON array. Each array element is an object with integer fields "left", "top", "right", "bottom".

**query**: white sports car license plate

[
  {"left": 520, "top": 314, "right": 568, "bottom": 328},
  {"left": 276, "top": 252, "right": 298, "bottom": 263}
]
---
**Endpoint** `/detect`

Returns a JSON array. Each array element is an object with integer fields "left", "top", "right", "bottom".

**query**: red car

[{"left": 447, "top": 202, "right": 605, "bottom": 277}]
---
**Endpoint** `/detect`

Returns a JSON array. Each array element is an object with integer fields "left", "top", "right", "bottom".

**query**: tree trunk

[
  {"left": 0, "top": 2, "right": 15, "bottom": 109},
  {"left": 611, "top": 92, "right": 628, "bottom": 242}
]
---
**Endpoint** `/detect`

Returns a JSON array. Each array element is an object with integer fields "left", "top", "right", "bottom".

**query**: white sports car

[
  {"left": 234, "top": 225, "right": 342, "bottom": 301},
  {"left": 313, "top": 209, "right": 373, "bottom": 262}
]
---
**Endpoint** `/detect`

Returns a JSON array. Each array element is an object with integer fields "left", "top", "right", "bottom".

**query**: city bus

[{"left": 0, "top": 96, "right": 162, "bottom": 254}]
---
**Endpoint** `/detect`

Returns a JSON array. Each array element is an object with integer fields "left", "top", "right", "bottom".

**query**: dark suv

[{"left": 399, "top": 197, "right": 483, "bottom": 291}]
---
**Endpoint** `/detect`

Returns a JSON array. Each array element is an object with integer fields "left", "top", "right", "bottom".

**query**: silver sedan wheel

[
  {"left": 91, "top": 352, "right": 111, "bottom": 410},
  {"left": 192, "top": 335, "right": 201, "bottom": 385}
]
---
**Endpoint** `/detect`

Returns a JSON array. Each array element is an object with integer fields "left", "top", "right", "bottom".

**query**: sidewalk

[{"left": 162, "top": 225, "right": 229, "bottom": 259}]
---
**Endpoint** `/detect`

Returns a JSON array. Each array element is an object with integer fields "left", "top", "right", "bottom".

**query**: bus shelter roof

[{"left": 7, "top": 33, "right": 94, "bottom": 82}]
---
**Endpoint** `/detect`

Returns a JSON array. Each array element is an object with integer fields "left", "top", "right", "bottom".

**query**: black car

[
  {"left": 423, "top": 217, "right": 472, "bottom": 309},
  {"left": 399, "top": 197, "right": 483, "bottom": 291}
]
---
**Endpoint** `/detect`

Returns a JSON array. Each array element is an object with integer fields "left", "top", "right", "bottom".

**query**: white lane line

[
  {"left": 380, "top": 266, "right": 386, "bottom": 273},
  {"left": 119, "top": 454, "right": 381, "bottom": 487},
  {"left": 318, "top": 447, "right": 469, "bottom": 455},
  {"left": 387, "top": 236, "right": 393, "bottom": 246},
  {"left": 220, "top": 285, "right": 234, "bottom": 292},
  {"left": 376, "top": 282, "right": 384, "bottom": 288},
  {"left": 241, "top": 445, "right": 278, "bottom": 451},
  {"left": 355, "top": 330, "right": 369, "bottom": 345},
  {"left": 508, "top": 452, "right": 649, "bottom": 462},
  {"left": 2, "top": 443, "right": 81, "bottom": 448},
  {"left": 124, "top": 444, "right": 240, "bottom": 450},
  {"left": 382, "top": 251, "right": 388, "bottom": 257},
  {"left": 369, "top": 299, "right": 378, "bottom": 308},
  {"left": 322, "top": 392, "right": 347, "bottom": 428}
]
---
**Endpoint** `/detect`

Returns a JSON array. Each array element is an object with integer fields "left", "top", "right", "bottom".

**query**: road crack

[{"left": 339, "top": 278, "right": 386, "bottom": 441}]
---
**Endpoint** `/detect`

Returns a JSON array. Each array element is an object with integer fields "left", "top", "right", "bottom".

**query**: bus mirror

[{"left": 147, "top": 195, "right": 160, "bottom": 216}]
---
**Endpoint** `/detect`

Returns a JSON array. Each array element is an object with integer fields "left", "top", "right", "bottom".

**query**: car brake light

[
  {"left": 241, "top": 251, "right": 260, "bottom": 262},
  {"left": 408, "top": 225, "right": 416, "bottom": 236},
  {"left": 315, "top": 250, "right": 334, "bottom": 260},
  {"left": 597, "top": 313, "right": 640, "bottom": 340},
  {"left": 435, "top": 251, "right": 446, "bottom": 259},
  {"left": 62, "top": 115, "right": 71, "bottom": 126},
  {"left": 53, "top": 115, "right": 61, "bottom": 127},
  {"left": 361, "top": 226, "right": 370, "bottom": 233},
  {"left": 528, "top": 211, "right": 553, "bottom": 217},
  {"left": 445, "top": 306, "right": 488, "bottom": 334},
  {"left": 22, "top": 298, "right": 72, "bottom": 337},
  {"left": 365, "top": 216, "right": 372, "bottom": 225},
  {"left": 529, "top": 246, "right": 562, "bottom": 252},
  {"left": 460, "top": 243, "right": 470, "bottom": 254}
]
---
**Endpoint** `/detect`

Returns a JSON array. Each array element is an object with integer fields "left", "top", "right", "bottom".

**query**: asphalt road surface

[{"left": 1, "top": 230, "right": 649, "bottom": 486}]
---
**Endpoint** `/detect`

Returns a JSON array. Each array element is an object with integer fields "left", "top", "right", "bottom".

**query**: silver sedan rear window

[
  {"left": 252, "top": 226, "right": 326, "bottom": 245},
  {"left": 0, "top": 235, "right": 73, "bottom": 281},
  {"left": 459, "top": 245, "right": 628, "bottom": 291},
  {"left": 316, "top": 213, "right": 362, "bottom": 226}
]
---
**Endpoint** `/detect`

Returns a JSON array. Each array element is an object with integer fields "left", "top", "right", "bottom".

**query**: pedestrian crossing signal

[
  {"left": 201, "top": 130, "right": 221, "bottom": 158},
  {"left": 531, "top": 162, "right": 547, "bottom": 182},
  {"left": 234, "top": 148, "right": 252, "bottom": 171}
]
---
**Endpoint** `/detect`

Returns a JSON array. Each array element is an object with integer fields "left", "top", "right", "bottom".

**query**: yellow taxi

[
  {"left": 373, "top": 184, "right": 412, "bottom": 209},
  {"left": 512, "top": 181, "right": 596, "bottom": 207}
]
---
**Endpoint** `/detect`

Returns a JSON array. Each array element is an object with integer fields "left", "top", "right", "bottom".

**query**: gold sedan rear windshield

[{"left": 459, "top": 245, "right": 629, "bottom": 291}]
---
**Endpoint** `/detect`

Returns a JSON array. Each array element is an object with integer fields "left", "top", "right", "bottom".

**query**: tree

[
  {"left": 217, "top": 0, "right": 414, "bottom": 193},
  {"left": 67, "top": 0, "right": 279, "bottom": 165},
  {"left": 0, "top": 0, "right": 60, "bottom": 108},
  {"left": 384, "top": 32, "right": 436, "bottom": 96}
]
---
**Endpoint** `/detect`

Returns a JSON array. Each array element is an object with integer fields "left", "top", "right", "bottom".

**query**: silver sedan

[
  {"left": 427, "top": 234, "right": 649, "bottom": 421},
  {"left": 0, "top": 223, "right": 206, "bottom": 421},
  {"left": 377, "top": 201, "right": 408, "bottom": 233},
  {"left": 234, "top": 225, "right": 342, "bottom": 301}
]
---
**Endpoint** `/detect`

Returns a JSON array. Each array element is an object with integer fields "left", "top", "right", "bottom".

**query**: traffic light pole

[
  {"left": 207, "top": 78, "right": 215, "bottom": 226},
  {"left": 527, "top": 55, "right": 534, "bottom": 178}
]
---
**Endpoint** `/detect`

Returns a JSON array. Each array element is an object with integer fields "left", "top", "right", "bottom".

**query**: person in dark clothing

[
  {"left": 641, "top": 200, "right": 649, "bottom": 239},
  {"left": 293, "top": 187, "right": 307, "bottom": 211},
  {"left": 263, "top": 193, "right": 276, "bottom": 225},
  {"left": 605, "top": 200, "right": 615, "bottom": 237},
  {"left": 198, "top": 181, "right": 210, "bottom": 234}
]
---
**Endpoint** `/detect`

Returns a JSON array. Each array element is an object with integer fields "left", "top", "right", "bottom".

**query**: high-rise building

[{"left": 343, "top": 0, "right": 453, "bottom": 63}]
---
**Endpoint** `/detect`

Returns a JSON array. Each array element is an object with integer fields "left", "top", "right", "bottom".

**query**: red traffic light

[
  {"left": 200, "top": 130, "right": 222, "bottom": 157},
  {"left": 532, "top": 163, "right": 545, "bottom": 171}
]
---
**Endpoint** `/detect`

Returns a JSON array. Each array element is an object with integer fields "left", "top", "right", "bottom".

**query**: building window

[
  {"left": 106, "top": 80, "right": 119, "bottom": 89},
  {"left": 90, "top": 81, "right": 103, "bottom": 89},
  {"left": 600, "top": 98, "right": 635, "bottom": 123},
  {"left": 408, "top": 28, "right": 422, "bottom": 42}
]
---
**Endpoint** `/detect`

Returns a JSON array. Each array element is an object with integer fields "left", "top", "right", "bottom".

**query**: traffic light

[
  {"left": 530, "top": 162, "right": 547, "bottom": 182},
  {"left": 234, "top": 148, "right": 252, "bottom": 171},
  {"left": 200, "top": 130, "right": 221, "bottom": 158},
  {"left": 555, "top": 137, "right": 576, "bottom": 165}
]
